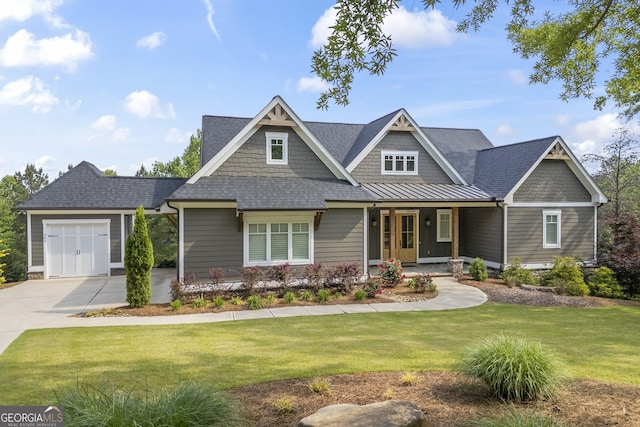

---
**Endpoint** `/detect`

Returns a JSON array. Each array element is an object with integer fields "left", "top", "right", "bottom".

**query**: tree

[
  {"left": 0, "top": 242, "right": 8, "bottom": 284},
  {"left": 124, "top": 205, "right": 154, "bottom": 308},
  {"left": 312, "top": 0, "right": 640, "bottom": 117},
  {"left": 149, "top": 130, "right": 202, "bottom": 178},
  {"left": 14, "top": 164, "right": 49, "bottom": 195},
  {"left": 585, "top": 128, "right": 640, "bottom": 219},
  {"left": 601, "top": 213, "right": 640, "bottom": 296}
]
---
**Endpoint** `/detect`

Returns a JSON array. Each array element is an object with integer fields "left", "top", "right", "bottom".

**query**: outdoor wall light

[
  {"left": 371, "top": 217, "right": 378, "bottom": 227},
  {"left": 425, "top": 217, "right": 431, "bottom": 227}
]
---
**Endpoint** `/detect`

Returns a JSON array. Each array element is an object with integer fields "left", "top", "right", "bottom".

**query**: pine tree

[{"left": 125, "top": 206, "right": 154, "bottom": 307}]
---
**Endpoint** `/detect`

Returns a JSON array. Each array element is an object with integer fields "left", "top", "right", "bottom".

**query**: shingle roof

[
  {"left": 201, "top": 115, "right": 251, "bottom": 166},
  {"left": 474, "top": 136, "right": 557, "bottom": 198},
  {"left": 17, "top": 161, "right": 187, "bottom": 210},
  {"left": 167, "top": 176, "right": 374, "bottom": 210},
  {"left": 363, "top": 183, "right": 495, "bottom": 202}
]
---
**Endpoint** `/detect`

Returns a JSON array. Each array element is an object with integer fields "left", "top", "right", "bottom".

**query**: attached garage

[{"left": 44, "top": 220, "right": 110, "bottom": 278}]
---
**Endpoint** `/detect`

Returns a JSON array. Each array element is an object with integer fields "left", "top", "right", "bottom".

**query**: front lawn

[{"left": 0, "top": 303, "right": 638, "bottom": 405}]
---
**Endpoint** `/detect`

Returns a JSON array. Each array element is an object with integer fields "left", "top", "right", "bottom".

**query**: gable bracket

[
  {"left": 390, "top": 114, "right": 415, "bottom": 131},
  {"left": 546, "top": 143, "right": 570, "bottom": 160},
  {"left": 314, "top": 211, "right": 324, "bottom": 231},
  {"left": 258, "top": 103, "right": 296, "bottom": 127}
]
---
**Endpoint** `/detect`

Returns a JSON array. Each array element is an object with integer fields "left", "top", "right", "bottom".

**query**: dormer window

[
  {"left": 266, "top": 132, "right": 288, "bottom": 165},
  {"left": 381, "top": 150, "right": 418, "bottom": 175}
]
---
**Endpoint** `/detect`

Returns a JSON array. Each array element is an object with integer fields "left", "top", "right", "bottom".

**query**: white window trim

[
  {"left": 436, "top": 209, "right": 452, "bottom": 243},
  {"left": 243, "top": 213, "right": 314, "bottom": 266},
  {"left": 543, "top": 209, "right": 562, "bottom": 249},
  {"left": 266, "top": 131, "right": 288, "bottom": 165},
  {"left": 380, "top": 150, "right": 418, "bottom": 175}
]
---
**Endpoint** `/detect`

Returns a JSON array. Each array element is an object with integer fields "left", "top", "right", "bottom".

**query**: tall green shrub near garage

[{"left": 125, "top": 206, "right": 154, "bottom": 308}]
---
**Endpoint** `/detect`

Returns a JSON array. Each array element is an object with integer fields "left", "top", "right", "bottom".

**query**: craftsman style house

[{"left": 18, "top": 96, "right": 606, "bottom": 280}]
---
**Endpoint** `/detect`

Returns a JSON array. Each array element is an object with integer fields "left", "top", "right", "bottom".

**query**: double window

[
  {"left": 246, "top": 220, "right": 311, "bottom": 265},
  {"left": 543, "top": 210, "right": 561, "bottom": 248},
  {"left": 266, "top": 132, "right": 288, "bottom": 165},
  {"left": 381, "top": 150, "right": 418, "bottom": 175}
]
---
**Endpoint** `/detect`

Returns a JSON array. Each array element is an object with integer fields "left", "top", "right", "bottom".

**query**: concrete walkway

[{"left": 0, "top": 270, "right": 487, "bottom": 355}]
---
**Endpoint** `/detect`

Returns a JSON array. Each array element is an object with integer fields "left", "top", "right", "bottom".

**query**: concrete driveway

[{"left": 0, "top": 269, "right": 174, "bottom": 354}]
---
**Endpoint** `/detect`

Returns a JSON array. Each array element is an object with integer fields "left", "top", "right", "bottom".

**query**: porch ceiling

[{"left": 362, "top": 183, "right": 496, "bottom": 202}]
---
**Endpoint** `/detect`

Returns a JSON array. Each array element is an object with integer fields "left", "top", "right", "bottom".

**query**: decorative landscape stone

[{"left": 298, "top": 400, "right": 431, "bottom": 427}]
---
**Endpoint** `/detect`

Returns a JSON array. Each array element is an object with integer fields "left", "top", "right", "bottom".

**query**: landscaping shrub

[
  {"left": 299, "top": 290, "right": 313, "bottom": 301},
  {"left": 378, "top": 258, "right": 405, "bottom": 287},
  {"left": 265, "top": 294, "right": 277, "bottom": 305},
  {"left": 213, "top": 296, "right": 225, "bottom": 308},
  {"left": 306, "top": 377, "right": 331, "bottom": 395},
  {"left": 240, "top": 266, "right": 263, "bottom": 294},
  {"left": 501, "top": 257, "right": 536, "bottom": 287},
  {"left": 170, "top": 299, "right": 182, "bottom": 311},
  {"left": 543, "top": 256, "right": 589, "bottom": 296},
  {"left": 458, "top": 334, "right": 563, "bottom": 402},
  {"left": 469, "top": 257, "right": 489, "bottom": 281},
  {"left": 406, "top": 273, "right": 435, "bottom": 293},
  {"left": 57, "top": 381, "right": 248, "bottom": 427},
  {"left": 471, "top": 407, "right": 567, "bottom": 427},
  {"left": 353, "top": 289, "right": 366, "bottom": 301},
  {"left": 267, "top": 263, "right": 292, "bottom": 289},
  {"left": 362, "top": 278, "right": 383, "bottom": 297},
  {"left": 229, "top": 296, "right": 243, "bottom": 305},
  {"left": 124, "top": 205, "right": 154, "bottom": 308},
  {"left": 317, "top": 289, "right": 331, "bottom": 303},
  {"left": 191, "top": 297, "right": 208, "bottom": 308},
  {"left": 283, "top": 291, "right": 296, "bottom": 304},
  {"left": 303, "top": 262, "right": 325, "bottom": 289},
  {"left": 246, "top": 295, "right": 264, "bottom": 310},
  {"left": 325, "top": 262, "right": 361, "bottom": 291},
  {"left": 0, "top": 243, "right": 8, "bottom": 284},
  {"left": 587, "top": 266, "right": 624, "bottom": 298}
]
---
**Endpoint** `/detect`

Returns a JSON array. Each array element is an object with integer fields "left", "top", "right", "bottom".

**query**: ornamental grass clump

[
  {"left": 458, "top": 335, "right": 563, "bottom": 402},
  {"left": 378, "top": 258, "right": 405, "bottom": 287}
]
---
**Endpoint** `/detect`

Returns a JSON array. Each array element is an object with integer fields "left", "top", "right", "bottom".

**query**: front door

[{"left": 382, "top": 213, "right": 417, "bottom": 263}]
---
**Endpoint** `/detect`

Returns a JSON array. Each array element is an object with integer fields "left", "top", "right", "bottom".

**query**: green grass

[{"left": 0, "top": 303, "right": 639, "bottom": 404}]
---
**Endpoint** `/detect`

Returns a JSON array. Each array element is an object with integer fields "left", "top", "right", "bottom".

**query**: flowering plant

[
  {"left": 378, "top": 258, "right": 405, "bottom": 287},
  {"left": 363, "top": 278, "right": 384, "bottom": 298},
  {"left": 406, "top": 273, "right": 435, "bottom": 293}
]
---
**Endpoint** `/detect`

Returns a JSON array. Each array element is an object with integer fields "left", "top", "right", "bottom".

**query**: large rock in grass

[{"left": 298, "top": 400, "right": 431, "bottom": 427}]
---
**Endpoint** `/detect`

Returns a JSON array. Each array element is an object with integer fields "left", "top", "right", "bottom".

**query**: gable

[
  {"left": 350, "top": 131, "right": 454, "bottom": 184},
  {"left": 514, "top": 159, "right": 592, "bottom": 202},
  {"left": 211, "top": 125, "right": 336, "bottom": 179},
  {"left": 190, "top": 96, "right": 357, "bottom": 185}
]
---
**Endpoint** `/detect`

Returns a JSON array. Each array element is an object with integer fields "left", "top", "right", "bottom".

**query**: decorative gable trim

[
  {"left": 258, "top": 104, "right": 296, "bottom": 127},
  {"left": 189, "top": 96, "right": 358, "bottom": 185},
  {"left": 503, "top": 136, "right": 607, "bottom": 204},
  {"left": 345, "top": 109, "right": 467, "bottom": 185}
]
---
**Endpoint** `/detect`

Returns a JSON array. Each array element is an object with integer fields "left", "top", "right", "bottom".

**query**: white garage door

[{"left": 45, "top": 221, "right": 110, "bottom": 278}]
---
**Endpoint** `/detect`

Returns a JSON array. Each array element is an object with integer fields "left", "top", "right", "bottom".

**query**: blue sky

[{"left": 1, "top": 0, "right": 636, "bottom": 178}]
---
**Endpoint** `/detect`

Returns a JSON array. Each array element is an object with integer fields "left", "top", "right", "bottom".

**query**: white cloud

[
  {"left": 0, "top": 0, "right": 63, "bottom": 22},
  {"left": 555, "top": 114, "right": 571, "bottom": 126},
  {"left": 202, "top": 0, "right": 222, "bottom": 42},
  {"left": 123, "top": 90, "right": 175, "bottom": 119},
  {"left": 309, "top": 6, "right": 458, "bottom": 49},
  {"left": 0, "top": 76, "right": 59, "bottom": 112},
  {"left": 568, "top": 113, "right": 640, "bottom": 159},
  {"left": 505, "top": 69, "right": 528, "bottom": 86},
  {"left": 0, "top": 29, "right": 93, "bottom": 71},
  {"left": 92, "top": 114, "right": 116, "bottom": 130},
  {"left": 136, "top": 31, "right": 167, "bottom": 50},
  {"left": 296, "top": 76, "right": 331, "bottom": 93},
  {"left": 496, "top": 124, "right": 516, "bottom": 135},
  {"left": 412, "top": 98, "right": 504, "bottom": 117},
  {"left": 383, "top": 7, "right": 458, "bottom": 48},
  {"left": 164, "top": 127, "right": 192, "bottom": 144},
  {"left": 35, "top": 154, "right": 56, "bottom": 171},
  {"left": 129, "top": 157, "right": 159, "bottom": 175},
  {"left": 112, "top": 127, "right": 130, "bottom": 142}
]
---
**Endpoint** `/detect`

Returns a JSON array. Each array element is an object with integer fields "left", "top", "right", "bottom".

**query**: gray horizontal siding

[
  {"left": 315, "top": 209, "right": 365, "bottom": 270},
  {"left": 507, "top": 206, "right": 595, "bottom": 264},
  {"left": 183, "top": 208, "right": 243, "bottom": 278},
  {"left": 31, "top": 214, "right": 121, "bottom": 266},
  {"left": 212, "top": 125, "right": 336, "bottom": 179},
  {"left": 460, "top": 207, "right": 503, "bottom": 264},
  {"left": 418, "top": 208, "right": 451, "bottom": 258},
  {"left": 351, "top": 132, "right": 453, "bottom": 184},
  {"left": 514, "top": 160, "right": 591, "bottom": 202}
]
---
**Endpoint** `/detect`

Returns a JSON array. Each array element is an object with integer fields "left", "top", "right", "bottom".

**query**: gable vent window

[
  {"left": 266, "top": 132, "right": 288, "bottom": 165},
  {"left": 381, "top": 150, "right": 418, "bottom": 175}
]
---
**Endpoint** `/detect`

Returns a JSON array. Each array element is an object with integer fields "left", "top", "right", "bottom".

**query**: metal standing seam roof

[{"left": 362, "top": 183, "right": 496, "bottom": 202}]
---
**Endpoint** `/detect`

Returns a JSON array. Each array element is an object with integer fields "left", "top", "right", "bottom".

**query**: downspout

[
  {"left": 166, "top": 200, "right": 180, "bottom": 281},
  {"left": 493, "top": 197, "right": 507, "bottom": 270}
]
